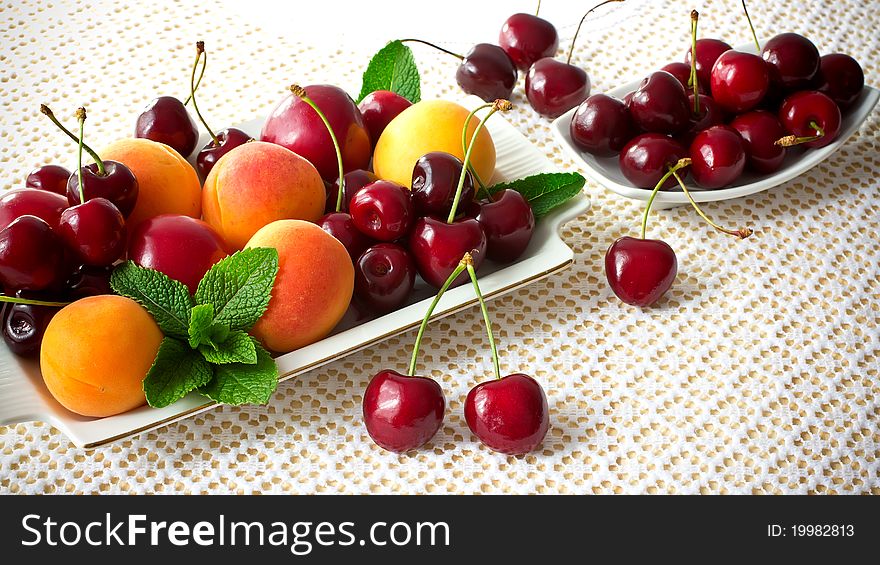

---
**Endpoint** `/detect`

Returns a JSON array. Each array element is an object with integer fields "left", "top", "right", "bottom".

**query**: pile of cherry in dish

[{"left": 569, "top": 9, "right": 865, "bottom": 191}]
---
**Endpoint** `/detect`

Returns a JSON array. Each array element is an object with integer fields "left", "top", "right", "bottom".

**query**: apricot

[
  {"left": 100, "top": 138, "right": 201, "bottom": 232},
  {"left": 246, "top": 220, "right": 353, "bottom": 353},
  {"left": 372, "top": 99, "right": 496, "bottom": 188},
  {"left": 202, "top": 141, "right": 325, "bottom": 250},
  {"left": 40, "top": 295, "right": 163, "bottom": 418}
]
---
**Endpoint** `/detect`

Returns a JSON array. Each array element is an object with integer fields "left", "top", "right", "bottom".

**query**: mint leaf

[
  {"left": 199, "top": 339, "right": 278, "bottom": 405},
  {"left": 110, "top": 261, "right": 193, "bottom": 339},
  {"left": 199, "top": 330, "right": 257, "bottom": 365},
  {"left": 487, "top": 172, "right": 586, "bottom": 218},
  {"left": 188, "top": 303, "right": 215, "bottom": 348},
  {"left": 357, "top": 40, "right": 421, "bottom": 104},
  {"left": 194, "top": 248, "right": 279, "bottom": 331},
  {"left": 143, "top": 338, "right": 214, "bottom": 408}
]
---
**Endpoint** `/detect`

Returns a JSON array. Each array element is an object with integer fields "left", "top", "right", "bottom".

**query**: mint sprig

[
  {"left": 357, "top": 40, "right": 421, "bottom": 104},
  {"left": 486, "top": 172, "right": 586, "bottom": 219},
  {"left": 111, "top": 247, "right": 280, "bottom": 409}
]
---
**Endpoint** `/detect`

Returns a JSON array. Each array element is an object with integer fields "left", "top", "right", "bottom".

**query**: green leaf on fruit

[
  {"left": 357, "top": 40, "right": 421, "bottom": 104},
  {"left": 199, "top": 330, "right": 258, "bottom": 365},
  {"left": 486, "top": 172, "right": 586, "bottom": 219},
  {"left": 143, "top": 337, "right": 214, "bottom": 408},
  {"left": 194, "top": 248, "right": 279, "bottom": 331},
  {"left": 110, "top": 261, "right": 193, "bottom": 339},
  {"left": 188, "top": 303, "right": 216, "bottom": 348},
  {"left": 199, "top": 339, "right": 278, "bottom": 406}
]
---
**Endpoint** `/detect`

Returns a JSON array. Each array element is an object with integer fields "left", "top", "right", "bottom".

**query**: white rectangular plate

[
  {"left": 551, "top": 44, "right": 879, "bottom": 209},
  {"left": 0, "top": 96, "right": 590, "bottom": 448}
]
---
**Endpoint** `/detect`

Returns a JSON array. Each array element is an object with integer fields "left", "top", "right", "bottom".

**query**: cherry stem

[
  {"left": 75, "top": 108, "right": 86, "bottom": 204},
  {"left": 190, "top": 41, "right": 219, "bottom": 146},
  {"left": 567, "top": 0, "right": 623, "bottom": 65},
  {"left": 742, "top": 0, "right": 760, "bottom": 52},
  {"left": 183, "top": 50, "right": 206, "bottom": 106},
  {"left": 466, "top": 259, "right": 501, "bottom": 381},
  {"left": 407, "top": 256, "right": 470, "bottom": 376},
  {"left": 690, "top": 10, "right": 701, "bottom": 115},
  {"left": 399, "top": 39, "right": 463, "bottom": 60},
  {"left": 290, "top": 84, "right": 346, "bottom": 212},
  {"left": 641, "top": 158, "right": 691, "bottom": 240},
  {"left": 40, "top": 104, "right": 106, "bottom": 176},
  {"left": 536, "top": 0, "right": 541, "bottom": 16},
  {"left": 774, "top": 121, "right": 825, "bottom": 147},
  {"left": 671, "top": 169, "right": 754, "bottom": 239},
  {"left": 461, "top": 103, "right": 494, "bottom": 201},
  {"left": 0, "top": 295, "right": 70, "bottom": 307},
  {"left": 448, "top": 99, "right": 511, "bottom": 223}
]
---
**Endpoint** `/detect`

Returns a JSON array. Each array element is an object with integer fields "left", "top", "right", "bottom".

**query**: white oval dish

[{"left": 550, "top": 44, "right": 879, "bottom": 210}]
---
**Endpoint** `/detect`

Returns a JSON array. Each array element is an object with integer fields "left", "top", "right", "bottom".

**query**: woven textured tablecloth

[{"left": 1, "top": 0, "right": 877, "bottom": 494}]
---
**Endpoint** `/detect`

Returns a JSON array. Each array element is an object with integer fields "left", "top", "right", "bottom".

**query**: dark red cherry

[
  {"left": 730, "top": 110, "right": 787, "bottom": 174},
  {"left": 196, "top": 128, "right": 252, "bottom": 178},
  {"left": 619, "top": 134, "right": 689, "bottom": 190},
  {"left": 525, "top": 57, "right": 590, "bottom": 119},
  {"left": 456, "top": 43, "right": 518, "bottom": 102},
  {"left": 66, "top": 161, "right": 139, "bottom": 218},
  {"left": 605, "top": 236, "right": 677, "bottom": 307},
  {"left": 499, "top": 13, "right": 559, "bottom": 71},
  {"left": 570, "top": 93, "right": 637, "bottom": 157},
  {"left": 710, "top": 50, "right": 769, "bottom": 113},
  {"left": 0, "top": 189, "right": 68, "bottom": 231},
  {"left": 465, "top": 373, "right": 549, "bottom": 455},
  {"left": 0, "top": 216, "right": 65, "bottom": 292},
  {"left": 349, "top": 180, "right": 414, "bottom": 242},
  {"left": 318, "top": 211, "right": 374, "bottom": 262},
  {"left": 778, "top": 90, "right": 842, "bottom": 149},
  {"left": 476, "top": 189, "right": 535, "bottom": 263},
  {"left": 134, "top": 96, "right": 199, "bottom": 158},
  {"left": 689, "top": 125, "right": 745, "bottom": 189},
  {"left": 25, "top": 165, "right": 70, "bottom": 195},
  {"left": 816, "top": 53, "right": 865, "bottom": 109},
  {"left": 326, "top": 169, "right": 379, "bottom": 214},
  {"left": 2, "top": 294, "right": 60, "bottom": 357},
  {"left": 661, "top": 62, "right": 705, "bottom": 94},
  {"left": 684, "top": 38, "right": 732, "bottom": 87},
  {"left": 761, "top": 32, "right": 820, "bottom": 91},
  {"left": 355, "top": 243, "right": 416, "bottom": 313},
  {"left": 411, "top": 152, "right": 474, "bottom": 217},
  {"left": 409, "top": 217, "right": 486, "bottom": 288},
  {"left": 677, "top": 93, "right": 724, "bottom": 146},
  {"left": 56, "top": 198, "right": 126, "bottom": 267},
  {"left": 363, "top": 369, "right": 445, "bottom": 453},
  {"left": 65, "top": 264, "right": 113, "bottom": 298},
  {"left": 358, "top": 90, "right": 413, "bottom": 145},
  {"left": 628, "top": 71, "right": 690, "bottom": 134}
]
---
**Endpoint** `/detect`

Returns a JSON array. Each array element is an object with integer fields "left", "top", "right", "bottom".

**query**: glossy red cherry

[
  {"left": 66, "top": 160, "right": 139, "bottom": 218},
  {"left": 661, "top": 62, "right": 705, "bottom": 94},
  {"left": 409, "top": 217, "right": 486, "bottom": 288},
  {"left": 476, "top": 189, "right": 535, "bottom": 263},
  {"left": 357, "top": 90, "right": 413, "bottom": 145},
  {"left": 363, "top": 369, "right": 445, "bottom": 453},
  {"left": 0, "top": 189, "right": 68, "bottom": 231},
  {"left": 730, "top": 110, "right": 787, "bottom": 174},
  {"left": 25, "top": 165, "right": 70, "bottom": 195},
  {"left": 628, "top": 71, "right": 690, "bottom": 134},
  {"left": 678, "top": 93, "right": 724, "bottom": 146},
  {"left": 134, "top": 96, "right": 199, "bottom": 158},
  {"left": 349, "top": 181, "right": 414, "bottom": 242},
  {"left": 128, "top": 215, "right": 229, "bottom": 294},
  {"left": 355, "top": 243, "right": 416, "bottom": 313},
  {"left": 318, "top": 211, "right": 374, "bottom": 262},
  {"left": 710, "top": 50, "right": 769, "bottom": 113},
  {"left": 761, "top": 32, "right": 820, "bottom": 91},
  {"left": 570, "top": 93, "right": 637, "bottom": 157},
  {"left": 411, "top": 152, "right": 474, "bottom": 217},
  {"left": 196, "top": 128, "right": 252, "bottom": 178},
  {"left": 57, "top": 198, "right": 126, "bottom": 267},
  {"left": 779, "top": 90, "right": 842, "bottom": 149},
  {"left": 465, "top": 373, "right": 549, "bottom": 455},
  {"left": 456, "top": 43, "right": 518, "bottom": 102},
  {"left": 326, "top": 169, "right": 379, "bottom": 214},
  {"left": 684, "top": 38, "right": 732, "bottom": 87},
  {"left": 816, "top": 53, "right": 865, "bottom": 109},
  {"left": 2, "top": 295, "right": 60, "bottom": 357},
  {"left": 65, "top": 264, "right": 112, "bottom": 298},
  {"left": 605, "top": 236, "right": 677, "bottom": 306},
  {"left": 0, "top": 216, "right": 66, "bottom": 292},
  {"left": 525, "top": 57, "right": 590, "bottom": 119},
  {"left": 619, "top": 134, "right": 689, "bottom": 190},
  {"left": 689, "top": 125, "right": 746, "bottom": 189},
  {"left": 499, "top": 12, "right": 559, "bottom": 71}
]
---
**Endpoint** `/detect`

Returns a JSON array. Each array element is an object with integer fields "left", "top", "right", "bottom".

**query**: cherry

[
  {"left": 619, "top": 133, "right": 689, "bottom": 190},
  {"left": 349, "top": 181, "right": 414, "bottom": 242},
  {"left": 362, "top": 369, "right": 445, "bottom": 453},
  {"left": 318, "top": 212, "right": 374, "bottom": 262},
  {"left": 65, "top": 264, "right": 112, "bottom": 298},
  {"left": 358, "top": 90, "right": 413, "bottom": 145},
  {"left": 25, "top": 165, "right": 70, "bottom": 195},
  {"left": 0, "top": 216, "right": 66, "bottom": 292},
  {"left": 525, "top": 58, "right": 590, "bottom": 119},
  {"left": 326, "top": 169, "right": 379, "bottom": 214},
  {"left": 411, "top": 152, "right": 474, "bottom": 217},
  {"left": 0, "top": 189, "right": 68, "bottom": 231},
  {"left": 684, "top": 38, "right": 732, "bottom": 88},
  {"left": 134, "top": 96, "right": 199, "bottom": 158},
  {"left": 410, "top": 217, "right": 486, "bottom": 288},
  {"left": 730, "top": 110, "right": 787, "bottom": 174},
  {"left": 57, "top": 198, "right": 126, "bottom": 267},
  {"left": 570, "top": 94, "right": 636, "bottom": 157},
  {"left": 605, "top": 236, "right": 677, "bottom": 307},
  {"left": 661, "top": 62, "right": 704, "bottom": 94},
  {"left": 476, "top": 189, "right": 535, "bottom": 263},
  {"left": 689, "top": 125, "right": 746, "bottom": 189},
  {"left": 778, "top": 90, "right": 841, "bottom": 149},
  {"left": 498, "top": 4, "right": 558, "bottom": 71},
  {"left": 465, "top": 373, "right": 549, "bottom": 455},
  {"left": 196, "top": 128, "right": 251, "bottom": 178},
  {"left": 816, "top": 53, "right": 865, "bottom": 109},
  {"left": 710, "top": 50, "right": 769, "bottom": 114},
  {"left": 2, "top": 294, "right": 62, "bottom": 357},
  {"left": 456, "top": 43, "right": 518, "bottom": 102},
  {"left": 355, "top": 243, "right": 416, "bottom": 313},
  {"left": 679, "top": 94, "right": 723, "bottom": 145},
  {"left": 628, "top": 71, "right": 690, "bottom": 134},
  {"left": 761, "top": 32, "right": 820, "bottom": 91}
]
